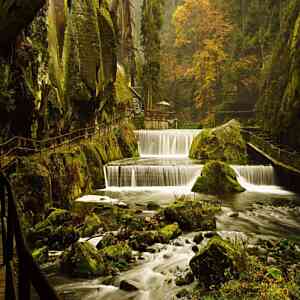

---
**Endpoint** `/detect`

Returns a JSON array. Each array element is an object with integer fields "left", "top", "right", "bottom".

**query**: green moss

[
  {"left": 80, "top": 213, "right": 102, "bottom": 237},
  {"left": 162, "top": 196, "right": 220, "bottom": 231},
  {"left": 192, "top": 160, "right": 245, "bottom": 195},
  {"left": 159, "top": 223, "right": 182, "bottom": 242},
  {"left": 189, "top": 120, "right": 247, "bottom": 164},
  {"left": 32, "top": 246, "right": 49, "bottom": 265},
  {"left": 60, "top": 241, "right": 106, "bottom": 277},
  {"left": 190, "top": 236, "right": 247, "bottom": 287}
]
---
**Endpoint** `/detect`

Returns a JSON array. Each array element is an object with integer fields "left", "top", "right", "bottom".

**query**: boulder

[
  {"left": 189, "top": 119, "right": 247, "bottom": 164},
  {"left": 27, "top": 209, "right": 79, "bottom": 250},
  {"left": 100, "top": 243, "right": 133, "bottom": 271},
  {"left": 119, "top": 279, "right": 139, "bottom": 291},
  {"left": 192, "top": 161, "right": 245, "bottom": 195},
  {"left": 129, "top": 230, "right": 160, "bottom": 251},
  {"left": 189, "top": 236, "right": 247, "bottom": 287},
  {"left": 60, "top": 242, "right": 106, "bottom": 277},
  {"left": 80, "top": 213, "right": 102, "bottom": 237},
  {"left": 162, "top": 198, "right": 220, "bottom": 231},
  {"left": 159, "top": 223, "right": 182, "bottom": 243}
]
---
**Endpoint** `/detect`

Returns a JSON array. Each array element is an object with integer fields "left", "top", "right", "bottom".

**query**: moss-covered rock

[
  {"left": 100, "top": 242, "right": 132, "bottom": 271},
  {"left": 27, "top": 208, "right": 79, "bottom": 250},
  {"left": 192, "top": 161, "right": 245, "bottom": 195},
  {"left": 129, "top": 230, "right": 160, "bottom": 251},
  {"left": 159, "top": 223, "right": 182, "bottom": 243},
  {"left": 189, "top": 120, "right": 247, "bottom": 164},
  {"left": 162, "top": 197, "right": 220, "bottom": 231},
  {"left": 60, "top": 241, "right": 106, "bottom": 277},
  {"left": 189, "top": 236, "right": 247, "bottom": 287},
  {"left": 80, "top": 213, "right": 102, "bottom": 237},
  {"left": 32, "top": 246, "right": 49, "bottom": 265}
]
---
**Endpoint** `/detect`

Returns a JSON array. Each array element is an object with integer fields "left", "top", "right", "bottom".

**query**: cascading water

[
  {"left": 233, "top": 165, "right": 292, "bottom": 195},
  {"left": 105, "top": 164, "right": 202, "bottom": 188},
  {"left": 135, "top": 129, "right": 201, "bottom": 157}
]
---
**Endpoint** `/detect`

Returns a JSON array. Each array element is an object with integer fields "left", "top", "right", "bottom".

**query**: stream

[{"left": 52, "top": 129, "right": 300, "bottom": 300}]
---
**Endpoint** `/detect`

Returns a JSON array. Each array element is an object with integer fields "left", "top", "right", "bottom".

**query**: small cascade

[
  {"left": 135, "top": 129, "right": 201, "bottom": 157},
  {"left": 233, "top": 165, "right": 276, "bottom": 185},
  {"left": 104, "top": 164, "right": 202, "bottom": 188},
  {"left": 233, "top": 165, "right": 292, "bottom": 195}
]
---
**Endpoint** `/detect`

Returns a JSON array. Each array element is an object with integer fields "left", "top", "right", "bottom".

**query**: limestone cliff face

[
  {"left": 257, "top": 1, "right": 300, "bottom": 148},
  {"left": 0, "top": 0, "right": 132, "bottom": 141}
]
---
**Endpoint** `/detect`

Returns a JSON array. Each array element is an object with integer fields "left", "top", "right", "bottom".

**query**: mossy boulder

[
  {"left": 162, "top": 198, "right": 220, "bottom": 231},
  {"left": 79, "top": 213, "right": 102, "bottom": 237},
  {"left": 192, "top": 161, "right": 245, "bottom": 195},
  {"left": 159, "top": 223, "right": 182, "bottom": 243},
  {"left": 189, "top": 236, "right": 247, "bottom": 287},
  {"left": 189, "top": 119, "right": 247, "bottom": 164},
  {"left": 27, "top": 209, "right": 79, "bottom": 250},
  {"left": 60, "top": 242, "right": 106, "bottom": 277},
  {"left": 129, "top": 230, "right": 160, "bottom": 251},
  {"left": 100, "top": 243, "right": 133, "bottom": 272},
  {"left": 32, "top": 246, "right": 49, "bottom": 265}
]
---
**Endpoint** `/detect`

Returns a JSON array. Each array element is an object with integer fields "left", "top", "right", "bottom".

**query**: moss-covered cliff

[
  {"left": 10, "top": 122, "right": 138, "bottom": 227},
  {"left": 257, "top": 1, "right": 300, "bottom": 148},
  {"left": 0, "top": 0, "right": 135, "bottom": 141}
]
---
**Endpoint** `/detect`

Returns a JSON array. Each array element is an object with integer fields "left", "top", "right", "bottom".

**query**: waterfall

[
  {"left": 104, "top": 164, "right": 202, "bottom": 188},
  {"left": 233, "top": 165, "right": 292, "bottom": 195},
  {"left": 233, "top": 165, "right": 276, "bottom": 185},
  {"left": 135, "top": 129, "right": 201, "bottom": 157}
]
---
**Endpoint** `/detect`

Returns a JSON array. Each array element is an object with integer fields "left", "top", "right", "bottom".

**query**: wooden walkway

[{"left": 0, "top": 233, "right": 5, "bottom": 299}]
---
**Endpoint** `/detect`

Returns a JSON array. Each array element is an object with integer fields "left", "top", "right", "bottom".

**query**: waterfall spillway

[
  {"left": 135, "top": 129, "right": 201, "bottom": 157},
  {"left": 104, "top": 164, "right": 202, "bottom": 188},
  {"left": 233, "top": 165, "right": 276, "bottom": 185}
]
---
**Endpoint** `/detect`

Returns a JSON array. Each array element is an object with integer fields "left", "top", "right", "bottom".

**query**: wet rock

[
  {"left": 79, "top": 213, "right": 102, "bottom": 237},
  {"left": 32, "top": 246, "right": 49, "bottom": 265},
  {"left": 159, "top": 223, "right": 182, "bottom": 243},
  {"left": 96, "top": 232, "right": 119, "bottom": 250},
  {"left": 228, "top": 212, "right": 239, "bottom": 218},
  {"left": 100, "top": 243, "right": 133, "bottom": 272},
  {"left": 192, "top": 245, "right": 198, "bottom": 253},
  {"left": 129, "top": 230, "right": 160, "bottom": 251},
  {"left": 27, "top": 209, "right": 79, "bottom": 250},
  {"left": 192, "top": 161, "right": 245, "bottom": 195},
  {"left": 190, "top": 236, "right": 247, "bottom": 287},
  {"left": 176, "top": 288, "right": 190, "bottom": 298},
  {"left": 119, "top": 279, "right": 139, "bottom": 291},
  {"left": 162, "top": 198, "right": 220, "bottom": 231},
  {"left": 175, "top": 271, "right": 194, "bottom": 286},
  {"left": 203, "top": 231, "right": 219, "bottom": 239},
  {"left": 189, "top": 119, "right": 247, "bottom": 164},
  {"left": 147, "top": 201, "right": 161, "bottom": 210},
  {"left": 193, "top": 233, "right": 204, "bottom": 244},
  {"left": 60, "top": 242, "right": 106, "bottom": 277}
]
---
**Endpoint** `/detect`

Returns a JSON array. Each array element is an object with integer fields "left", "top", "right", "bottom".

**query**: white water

[{"left": 135, "top": 129, "right": 201, "bottom": 158}]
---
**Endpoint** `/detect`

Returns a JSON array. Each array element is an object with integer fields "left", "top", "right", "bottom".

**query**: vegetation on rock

[
  {"left": 189, "top": 119, "right": 247, "bottom": 164},
  {"left": 192, "top": 160, "right": 245, "bottom": 195}
]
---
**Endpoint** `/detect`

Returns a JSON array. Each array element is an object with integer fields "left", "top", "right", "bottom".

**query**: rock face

[
  {"left": 79, "top": 213, "right": 102, "bottom": 237},
  {"left": 189, "top": 237, "right": 247, "bottom": 287},
  {"left": 189, "top": 120, "right": 247, "bottom": 164},
  {"left": 192, "top": 161, "right": 245, "bottom": 195},
  {"left": 60, "top": 242, "right": 106, "bottom": 277}
]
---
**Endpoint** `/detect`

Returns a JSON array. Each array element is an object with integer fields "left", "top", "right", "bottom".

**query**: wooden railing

[
  {"left": 242, "top": 128, "right": 300, "bottom": 171},
  {"left": 0, "top": 120, "right": 123, "bottom": 170},
  {"left": 0, "top": 173, "right": 60, "bottom": 299}
]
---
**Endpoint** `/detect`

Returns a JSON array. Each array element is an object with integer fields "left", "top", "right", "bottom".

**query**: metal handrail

[
  {"left": 0, "top": 119, "right": 123, "bottom": 169},
  {"left": 0, "top": 173, "right": 60, "bottom": 299}
]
